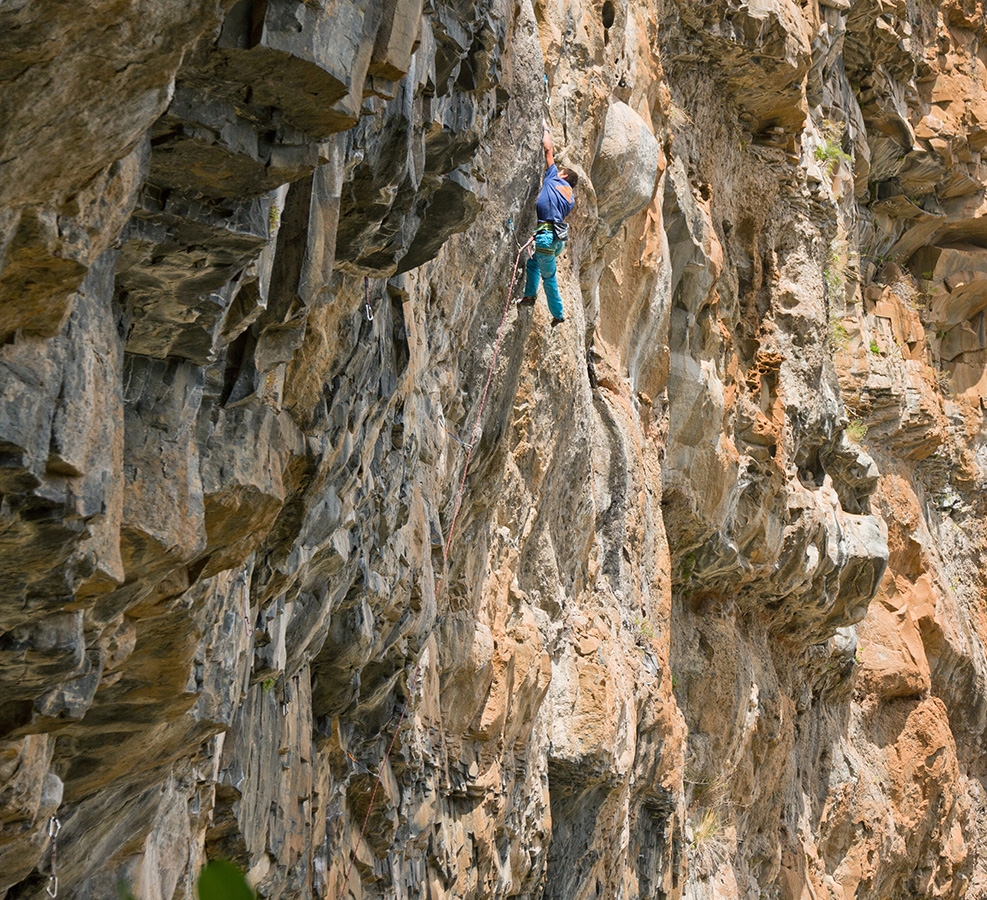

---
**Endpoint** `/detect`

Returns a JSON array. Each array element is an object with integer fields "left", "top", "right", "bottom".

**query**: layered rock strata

[{"left": 1, "top": 0, "right": 987, "bottom": 899}]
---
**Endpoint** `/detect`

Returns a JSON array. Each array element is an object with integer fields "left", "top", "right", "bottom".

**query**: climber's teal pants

[{"left": 524, "top": 230, "right": 566, "bottom": 320}]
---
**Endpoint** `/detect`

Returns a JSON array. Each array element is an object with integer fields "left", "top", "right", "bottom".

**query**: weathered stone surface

[
  {"left": 116, "top": 190, "right": 271, "bottom": 364},
  {"left": 207, "top": 0, "right": 384, "bottom": 136},
  {"left": 0, "top": 735, "right": 61, "bottom": 893},
  {"left": 0, "top": 142, "right": 145, "bottom": 343},
  {"left": 371, "top": 0, "right": 427, "bottom": 82},
  {"left": 0, "top": 1, "right": 230, "bottom": 210},
  {"left": 591, "top": 101, "right": 662, "bottom": 234},
  {"left": 672, "top": 0, "right": 812, "bottom": 132},
  {"left": 121, "top": 355, "right": 206, "bottom": 578},
  {"left": 147, "top": 85, "right": 328, "bottom": 200},
  {"left": 0, "top": 0, "right": 229, "bottom": 343},
  {"left": 196, "top": 400, "right": 305, "bottom": 579},
  {"left": 5, "top": 0, "right": 987, "bottom": 899},
  {"left": 0, "top": 252, "right": 125, "bottom": 646},
  {"left": 0, "top": 207, "right": 88, "bottom": 342}
]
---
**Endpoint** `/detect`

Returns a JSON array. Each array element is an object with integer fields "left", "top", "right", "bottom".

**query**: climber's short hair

[{"left": 559, "top": 167, "right": 579, "bottom": 189}]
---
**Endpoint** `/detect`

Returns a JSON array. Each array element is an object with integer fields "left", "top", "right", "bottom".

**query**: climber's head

[{"left": 559, "top": 167, "right": 579, "bottom": 189}]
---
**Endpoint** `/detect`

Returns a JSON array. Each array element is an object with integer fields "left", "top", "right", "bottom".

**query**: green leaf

[{"left": 197, "top": 861, "right": 254, "bottom": 900}]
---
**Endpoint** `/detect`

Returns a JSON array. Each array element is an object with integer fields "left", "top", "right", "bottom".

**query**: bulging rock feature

[
  {"left": 591, "top": 100, "right": 662, "bottom": 234},
  {"left": 3, "top": 0, "right": 987, "bottom": 897}
]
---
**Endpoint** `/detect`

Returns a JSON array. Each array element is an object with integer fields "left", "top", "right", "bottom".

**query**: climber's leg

[
  {"left": 538, "top": 238, "right": 565, "bottom": 321},
  {"left": 523, "top": 251, "right": 541, "bottom": 299}
]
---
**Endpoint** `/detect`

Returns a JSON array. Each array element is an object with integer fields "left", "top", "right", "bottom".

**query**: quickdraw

[
  {"left": 46, "top": 816, "right": 61, "bottom": 898},
  {"left": 364, "top": 276, "right": 374, "bottom": 322}
]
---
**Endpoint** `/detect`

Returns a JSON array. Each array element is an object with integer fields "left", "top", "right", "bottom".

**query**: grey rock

[
  {"left": 2, "top": 0, "right": 984, "bottom": 898},
  {"left": 121, "top": 355, "right": 206, "bottom": 577},
  {"left": 116, "top": 189, "right": 272, "bottom": 364},
  {"left": 148, "top": 85, "right": 328, "bottom": 200}
]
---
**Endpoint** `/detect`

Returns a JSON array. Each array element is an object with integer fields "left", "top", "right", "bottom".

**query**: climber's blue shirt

[{"left": 535, "top": 164, "right": 575, "bottom": 222}]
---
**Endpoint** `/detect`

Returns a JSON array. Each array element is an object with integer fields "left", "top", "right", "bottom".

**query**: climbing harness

[
  {"left": 363, "top": 276, "right": 374, "bottom": 322},
  {"left": 537, "top": 220, "right": 568, "bottom": 242},
  {"left": 46, "top": 816, "right": 60, "bottom": 898}
]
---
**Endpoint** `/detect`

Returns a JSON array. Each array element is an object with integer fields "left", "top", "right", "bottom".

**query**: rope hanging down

[
  {"left": 340, "top": 662, "right": 422, "bottom": 889},
  {"left": 440, "top": 233, "right": 534, "bottom": 568},
  {"left": 339, "top": 232, "right": 533, "bottom": 892}
]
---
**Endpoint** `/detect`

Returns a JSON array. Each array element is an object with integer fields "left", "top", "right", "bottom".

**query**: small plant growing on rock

[
  {"left": 823, "top": 265, "right": 843, "bottom": 296},
  {"left": 845, "top": 419, "right": 868, "bottom": 443},
  {"left": 688, "top": 807, "right": 729, "bottom": 877},
  {"left": 680, "top": 551, "right": 697, "bottom": 582},
  {"left": 198, "top": 862, "right": 254, "bottom": 899},
  {"left": 692, "top": 807, "right": 723, "bottom": 843},
  {"left": 814, "top": 120, "right": 852, "bottom": 176},
  {"left": 632, "top": 615, "right": 661, "bottom": 657},
  {"left": 889, "top": 277, "right": 921, "bottom": 310},
  {"left": 633, "top": 615, "right": 656, "bottom": 642},
  {"left": 869, "top": 338, "right": 880, "bottom": 355},
  {"left": 828, "top": 317, "right": 850, "bottom": 351},
  {"left": 817, "top": 146, "right": 851, "bottom": 179},
  {"left": 685, "top": 769, "right": 729, "bottom": 806},
  {"left": 824, "top": 234, "right": 850, "bottom": 300}
]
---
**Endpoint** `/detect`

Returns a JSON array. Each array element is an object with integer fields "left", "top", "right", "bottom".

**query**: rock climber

[{"left": 517, "top": 121, "right": 578, "bottom": 326}]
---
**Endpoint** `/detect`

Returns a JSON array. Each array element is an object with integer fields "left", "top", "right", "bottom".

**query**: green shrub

[
  {"left": 122, "top": 861, "right": 254, "bottom": 900},
  {"left": 814, "top": 139, "right": 851, "bottom": 176},
  {"left": 198, "top": 861, "right": 254, "bottom": 900},
  {"left": 846, "top": 419, "right": 867, "bottom": 443},
  {"left": 828, "top": 318, "right": 850, "bottom": 350}
]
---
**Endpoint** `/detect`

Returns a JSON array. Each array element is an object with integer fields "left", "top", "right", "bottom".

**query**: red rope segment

[
  {"left": 441, "top": 235, "right": 534, "bottom": 567},
  {"left": 341, "top": 661, "right": 423, "bottom": 891},
  {"left": 340, "top": 234, "right": 532, "bottom": 894}
]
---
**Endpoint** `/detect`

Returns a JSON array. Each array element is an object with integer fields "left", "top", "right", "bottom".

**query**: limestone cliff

[{"left": 2, "top": 0, "right": 987, "bottom": 898}]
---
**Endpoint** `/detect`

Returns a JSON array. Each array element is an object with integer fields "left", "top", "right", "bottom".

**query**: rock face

[{"left": 2, "top": 0, "right": 987, "bottom": 898}]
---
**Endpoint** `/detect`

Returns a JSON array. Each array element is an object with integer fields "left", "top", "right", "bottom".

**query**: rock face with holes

[{"left": 3, "top": 0, "right": 987, "bottom": 898}]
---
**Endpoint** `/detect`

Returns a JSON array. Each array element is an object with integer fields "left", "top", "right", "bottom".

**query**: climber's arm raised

[{"left": 543, "top": 121, "right": 554, "bottom": 169}]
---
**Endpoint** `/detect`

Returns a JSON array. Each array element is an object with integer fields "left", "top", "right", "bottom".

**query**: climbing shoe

[
  {"left": 517, "top": 295, "right": 536, "bottom": 307},
  {"left": 551, "top": 316, "right": 565, "bottom": 327}
]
